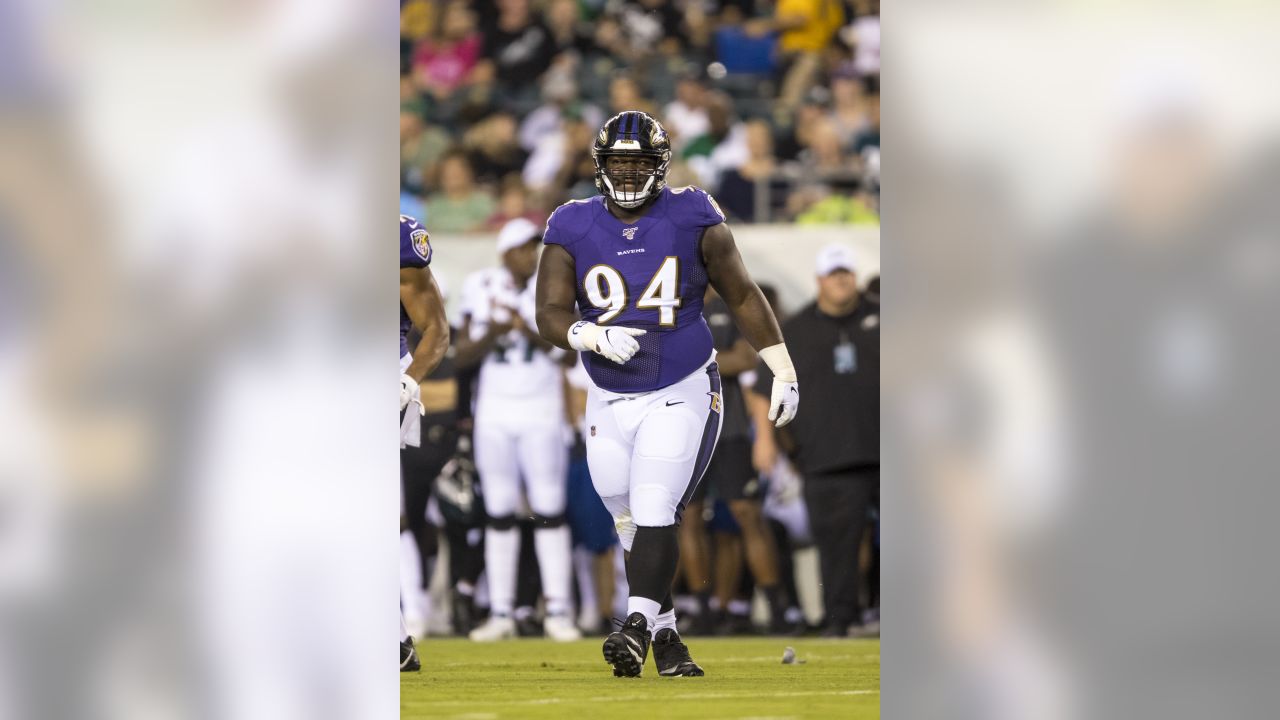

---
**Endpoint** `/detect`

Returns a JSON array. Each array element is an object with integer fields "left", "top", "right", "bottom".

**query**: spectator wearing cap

[{"left": 749, "top": 244, "right": 879, "bottom": 637}]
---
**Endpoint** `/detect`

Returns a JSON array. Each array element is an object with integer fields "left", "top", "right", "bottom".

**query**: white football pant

[{"left": 584, "top": 359, "right": 724, "bottom": 552}]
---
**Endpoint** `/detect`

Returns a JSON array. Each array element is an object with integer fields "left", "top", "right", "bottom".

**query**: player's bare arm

[
  {"left": 400, "top": 265, "right": 448, "bottom": 381},
  {"left": 454, "top": 314, "right": 514, "bottom": 369},
  {"left": 701, "top": 223, "right": 782, "bottom": 349},
  {"left": 702, "top": 222, "right": 799, "bottom": 426},
  {"left": 535, "top": 243, "right": 580, "bottom": 350},
  {"left": 536, "top": 243, "right": 646, "bottom": 365}
]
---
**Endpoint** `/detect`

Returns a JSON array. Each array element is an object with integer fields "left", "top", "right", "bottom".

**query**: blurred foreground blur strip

[
  {"left": 890, "top": 2, "right": 1280, "bottom": 719},
  {"left": 1, "top": 0, "right": 399, "bottom": 718}
]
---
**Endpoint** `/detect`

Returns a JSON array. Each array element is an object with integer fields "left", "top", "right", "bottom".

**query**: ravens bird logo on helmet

[{"left": 591, "top": 111, "right": 672, "bottom": 209}]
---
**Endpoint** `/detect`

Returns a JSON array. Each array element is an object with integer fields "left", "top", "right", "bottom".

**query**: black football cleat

[
  {"left": 602, "top": 612, "right": 650, "bottom": 678},
  {"left": 400, "top": 637, "right": 421, "bottom": 672},
  {"left": 652, "top": 628, "right": 705, "bottom": 677}
]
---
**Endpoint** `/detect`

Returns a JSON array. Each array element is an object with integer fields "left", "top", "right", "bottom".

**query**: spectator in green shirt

[{"left": 424, "top": 152, "right": 497, "bottom": 233}]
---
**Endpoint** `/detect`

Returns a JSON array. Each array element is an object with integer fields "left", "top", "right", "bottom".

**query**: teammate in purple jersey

[
  {"left": 399, "top": 214, "right": 447, "bottom": 672},
  {"left": 536, "top": 111, "right": 800, "bottom": 678},
  {"left": 401, "top": 214, "right": 447, "bottom": 389}
]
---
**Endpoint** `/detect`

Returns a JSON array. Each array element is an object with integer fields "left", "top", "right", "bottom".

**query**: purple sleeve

[
  {"left": 542, "top": 201, "right": 589, "bottom": 250},
  {"left": 400, "top": 215, "right": 431, "bottom": 268},
  {"left": 670, "top": 186, "right": 727, "bottom": 229},
  {"left": 693, "top": 187, "right": 727, "bottom": 227}
]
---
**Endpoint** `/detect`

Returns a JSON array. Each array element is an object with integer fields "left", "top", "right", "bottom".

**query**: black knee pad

[
  {"left": 487, "top": 514, "right": 518, "bottom": 531},
  {"left": 530, "top": 513, "right": 566, "bottom": 529}
]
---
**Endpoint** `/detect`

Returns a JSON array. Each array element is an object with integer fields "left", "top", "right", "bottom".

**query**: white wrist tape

[
  {"left": 567, "top": 320, "right": 601, "bottom": 353},
  {"left": 759, "top": 343, "right": 797, "bottom": 383}
]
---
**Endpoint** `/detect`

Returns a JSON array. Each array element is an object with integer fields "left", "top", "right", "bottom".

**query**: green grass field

[{"left": 402, "top": 636, "right": 879, "bottom": 719}]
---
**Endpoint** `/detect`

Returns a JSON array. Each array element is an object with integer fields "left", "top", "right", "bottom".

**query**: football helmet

[{"left": 592, "top": 111, "right": 672, "bottom": 209}]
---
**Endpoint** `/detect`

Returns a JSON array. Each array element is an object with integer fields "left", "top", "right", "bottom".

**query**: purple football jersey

[
  {"left": 544, "top": 186, "right": 726, "bottom": 393},
  {"left": 400, "top": 215, "right": 432, "bottom": 357}
]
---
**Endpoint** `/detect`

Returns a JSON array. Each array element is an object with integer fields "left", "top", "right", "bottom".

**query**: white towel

[{"left": 400, "top": 384, "right": 424, "bottom": 449}]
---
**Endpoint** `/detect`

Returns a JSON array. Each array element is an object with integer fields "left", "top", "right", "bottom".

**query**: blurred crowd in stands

[{"left": 400, "top": 0, "right": 880, "bottom": 230}]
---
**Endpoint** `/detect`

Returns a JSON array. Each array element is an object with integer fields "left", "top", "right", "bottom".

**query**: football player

[
  {"left": 400, "top": 214, "right": 448, "bottom": 671},
  {"left": 535, "top": 111, "right": 799, "bottom": 677},
  {"left": 456, "top": 218, "right": 581, "bottom": 642}
]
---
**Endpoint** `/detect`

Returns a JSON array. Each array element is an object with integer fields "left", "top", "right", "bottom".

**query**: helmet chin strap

[{"left": 602, "top": 174, "right": 656, "bottom": 209}]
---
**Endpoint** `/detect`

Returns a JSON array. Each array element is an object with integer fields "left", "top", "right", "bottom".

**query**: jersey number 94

[{"left": 584, "top": 256, "right": 682, "bottom": 327}]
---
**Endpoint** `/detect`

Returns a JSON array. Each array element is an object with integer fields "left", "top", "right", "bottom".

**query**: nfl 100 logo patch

[{"left": 622, "top": 226, "right": 638, "bottom": 240}]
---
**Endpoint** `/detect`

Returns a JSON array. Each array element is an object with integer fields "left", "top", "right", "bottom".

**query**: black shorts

[{"left": 691, "top": 438, "right": 761, "bottom": 504}]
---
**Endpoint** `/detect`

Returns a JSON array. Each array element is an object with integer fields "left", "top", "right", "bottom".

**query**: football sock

[
  {"left": 652, "top": 591, "right": 677, "bottom": 636},
  {"left": 627, "top": 525, "right": 680, "bottom": 628},
  {"left": 653, "top": 609, "right": 677, "bottom": 638},
  {"left": 534, "top": 525, "right": 573, "bottom": 617},
  {"left": 400, "top": 612, "right": 410, "bottom": 642},
  {"left": 627, "top": 596, "right": 662, "bottom": 630},
  {"left": 484, "top": 526, "right": 519, "bottom": 617},
  {"left": 401, "top": 531, "right": 427, "bottom": 632}
]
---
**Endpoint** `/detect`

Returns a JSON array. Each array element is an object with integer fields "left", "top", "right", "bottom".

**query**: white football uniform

[
  {"left": 461, "top": 267, "right": 569, "bottom": 519},
  {"left": 461, "top": 267, "right": 576, "bottom": 626}
]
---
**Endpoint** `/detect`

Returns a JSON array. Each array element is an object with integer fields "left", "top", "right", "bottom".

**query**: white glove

[
  {"left": 769, "top": 378, "right": 799, "bottom": 427},
  {"left": 759, "top": 343, "right": 799, "bottom": 427},
  {"left": 567, "top": 320, "right": 646, "bottom": 365},
  {"left": 400, "top": 373, "right": 421, "bottom": 413}
]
